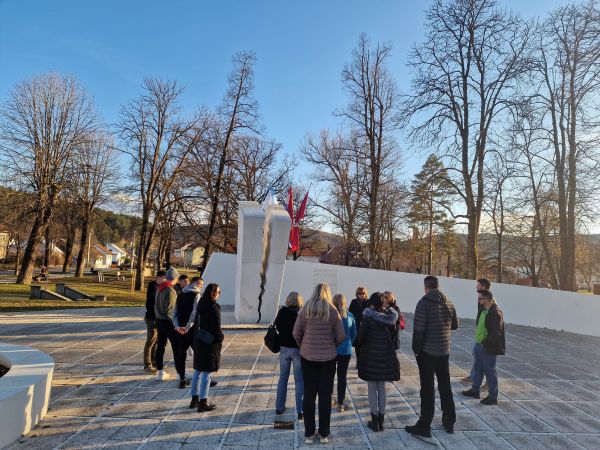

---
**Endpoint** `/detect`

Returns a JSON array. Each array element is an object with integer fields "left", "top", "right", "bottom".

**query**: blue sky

[{"left": 0, "top": 0, "right": 567, "bottom": 186}]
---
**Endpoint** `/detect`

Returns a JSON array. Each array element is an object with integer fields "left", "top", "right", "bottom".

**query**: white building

[
  {"left": 92, "top": 244, "right": 113, "bottom": 269},
  {"left": 106, "top": 243, "right": 128, "bottom": 265}
]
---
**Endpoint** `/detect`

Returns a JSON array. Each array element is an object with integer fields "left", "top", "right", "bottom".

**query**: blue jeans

[
  {"left": 472, "top": 344, "right": 498, "bottom": 399},
  {"left": 469, "top": 342, "right": 487, "bottom": 382},
  {"left": 191, "top": 370, "right": 211, "bottom": 399},
  {"left": 276, "top": 346, "right": 303, "bottom": 413}
]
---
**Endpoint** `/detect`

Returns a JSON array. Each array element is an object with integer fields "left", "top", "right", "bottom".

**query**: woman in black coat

[
  {"left": 355, "top": 292, "right": 400, "bottom": 432},
  {"left": 190, "top": 283, "right": 223, "bottom": 412}
]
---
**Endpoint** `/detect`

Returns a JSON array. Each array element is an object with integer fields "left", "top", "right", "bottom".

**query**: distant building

[
  {"left": 0, "top": 229, "right": 8, "bottom": 260},
  {"left": 106, "top": 243, "right": 129, "bottom": 265},
  {"left": 184, "top": 246, "right": 205, "bottom": 267},
  {"left": 319, "top": 244, "right": 368, "bottom": 268},
  {"left": 287, "top": 247, "right": 321, "bottom": 263},
  {"left": 92, "top": 244, "right": 113, "bottom": 269}
]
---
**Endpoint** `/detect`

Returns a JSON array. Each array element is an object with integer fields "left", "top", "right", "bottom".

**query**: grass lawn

[{"left": 0, "top": 273, "right": 146, "bottom": 312}]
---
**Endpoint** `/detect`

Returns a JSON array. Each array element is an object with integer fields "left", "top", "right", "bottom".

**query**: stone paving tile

[{"left": 3, "top": 306, "right": 600, "bottom": 449}]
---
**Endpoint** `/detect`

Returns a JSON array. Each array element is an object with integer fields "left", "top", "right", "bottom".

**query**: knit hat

[{"left": 165, "top": 266, "right": 180, "bottom": 281}]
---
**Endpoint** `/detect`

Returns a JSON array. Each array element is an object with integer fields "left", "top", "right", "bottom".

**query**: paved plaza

[{"left": 1, "top": 307, "right": 600, "bottom": 449}]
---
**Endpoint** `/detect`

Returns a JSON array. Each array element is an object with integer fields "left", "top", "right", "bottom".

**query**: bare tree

[
  {"left": 532, "top": 0, "right": 600, "bottom": 290},
  {"left": 401, "top": 0, "right": 532, "bottom": 279},
  {"left": 73, "top": 133, "right": 117, "bottom": 277},
  {"left": 199, "top": 51, "right": 261, "bottom": 273},
  {"left": 0, "top": 73, "right": 97, "bottom": 284},
  {"left": 118, "top": 78, "right": 204, "bottom": 290},
  {"left": 230, "top": 135, "right": 293, "bottom": 202},
  {"left": 303, "top": 130, "right": 368, "bottom": 266},
  {"left": 337, "top": 34, "right": 401, "bottom": 268}
]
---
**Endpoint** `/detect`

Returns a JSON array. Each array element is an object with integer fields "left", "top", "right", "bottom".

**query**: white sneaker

[
  {"left": 304, "top": 434, "right": 317, "bottom": 444},
  {"left": 156, "top": 370, "right": 170, "bottom": 380},
  {"left": 319, "top": 435, "right": 330, "bottom": 444}
]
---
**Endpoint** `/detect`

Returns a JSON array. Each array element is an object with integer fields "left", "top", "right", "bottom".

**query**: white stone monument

[{"left": 234, "top": 199, "right": 291, "bottom": 324}]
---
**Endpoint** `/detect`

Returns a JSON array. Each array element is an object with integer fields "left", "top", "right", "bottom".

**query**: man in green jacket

[
  {"left": 462, "top": 289, "right": 505, "bottom": 405},
  {"left": 154, "top": 266, "right": 180, "bottom": 381}
]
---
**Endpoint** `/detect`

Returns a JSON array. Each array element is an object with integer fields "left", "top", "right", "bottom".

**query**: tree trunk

[
  {"left": 75, "top": 216, "right": 89, "bottom": 277},
  {"left": 164, "top": 237, "right": 172, "bottom": 268},
  {"left": 466, "top": 217, "right": 478, "bottom": 280},
  {"left": 14, "top": 233, "right": 21, "bottom": 276},
  {"left": 497, "top": 233, "right": 503, "bottom": 283},
  {"left": 446, "top": 253, "right": 451, "bottom": 277},
  {"left": 43, "top": 226, "right": 51, "bottom": 268},
  {"left": 427, "top": 201, "right": 433, "bottom": 275},
  {"left": 62, "top": 232, "right": 75, "bottom": 273},
  {"left": 134, "top": 212, "right": 150, "bottom": 290},
  {"left": 16, "top": 212, "right": 44, "bottom": 284}
]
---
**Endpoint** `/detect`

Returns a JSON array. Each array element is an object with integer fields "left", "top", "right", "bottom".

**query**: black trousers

[
  {"left": 175, "top": 328, "right": 195, "bottom": 380},
  {"left": 301, "top": 357, "right": 336, "bottom": 438},
  {"left": 416, "top": 352, "right": 456, "bottom": 429},
  {"left": 155, "top": 319, "right": 178, "bottom": 372},
  {"left": 336, "top": 354, "right": 351, "bottom": 404}
]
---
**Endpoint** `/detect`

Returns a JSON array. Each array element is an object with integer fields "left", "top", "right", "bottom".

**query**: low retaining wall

[
  {"left": 55, "top": 283, "right": 105, "bottom": 302},
  {"left": 30, "top": 286, "right": 72, "bottom": 301},
  {"left": 203, "top": 252, "right": 600, "bottom": 337},
  {"left": 0, "top": 343, "right": 54, "bottom": 449}
]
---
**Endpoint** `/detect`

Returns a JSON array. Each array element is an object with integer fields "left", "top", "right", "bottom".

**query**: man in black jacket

[
  {"left": 462, "top": 289, "right": 505, "bottom": 405},
  {"left": 348, "top": 286, "right": 368, "bottom": 364},
  {"left": 406, "top": 276, "right": 458, "bottom": 438},
  {"left": 144, "top": 270, "right": 166, "bottom": 373}
]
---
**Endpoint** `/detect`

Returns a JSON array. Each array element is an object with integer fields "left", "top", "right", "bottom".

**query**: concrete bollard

[{"left": 30, "top": 285, "right": 41, "bottom": 299}]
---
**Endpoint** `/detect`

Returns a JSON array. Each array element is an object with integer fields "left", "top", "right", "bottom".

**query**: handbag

[
  {"left": 196, "top": 328, "right": 215, "bottom": 345},
  {"left": 264, "top": 324, "right": 280, "bottom": 353}
]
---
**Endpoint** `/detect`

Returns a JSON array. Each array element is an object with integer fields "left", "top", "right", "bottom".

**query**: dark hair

[
  {"left": 368, "top": 292, "right": 385, "bottom": 312},
  {"left": 190, "top": 276, "right": 203, "bottom": 283},
  {"left": 477, "top": 278, "right": 491, "bottom": 289},
  {"left": 424, "top": 275, "right": 439, "bottom": 290},
  {"left": 201, "top": 283, "right": 220, "bottom": 302},
  {"left": 178, "top": 274, "right": 188, "bottom": 281},
  {"left": 156, "top": 270, "right": 166, "bottom": 277},
  {"left": 477, "top": 289, "right": 493, "bottom": 300}
]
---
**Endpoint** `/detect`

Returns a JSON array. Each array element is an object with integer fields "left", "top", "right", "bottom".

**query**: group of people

[
  {"left": 142, "top": 267, "right": 506, "bottom": 443},
  {"left": 273, "top": 275, "right": 505, "bottom": 443},
  {"left": 143, "top": 267, "right": 224, "bottom": 412}
]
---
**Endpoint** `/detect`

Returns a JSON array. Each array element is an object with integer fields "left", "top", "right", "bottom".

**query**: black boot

[
  {"left": 197, "top": 398, "right": 216, "bottom": 412},
  {"left": 189, "top": 395, "right": 200, "bottom": 409},
  {"left": 378, "top": 413, "right": 385, "bottom": 431},
  {"left": 367, "top": 413, "right": 380, "bottom": 432}
]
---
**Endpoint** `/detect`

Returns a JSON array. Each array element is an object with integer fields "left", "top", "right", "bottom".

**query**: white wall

[{"left": 203, "top": 252, "right": 600, "bottom": 337}]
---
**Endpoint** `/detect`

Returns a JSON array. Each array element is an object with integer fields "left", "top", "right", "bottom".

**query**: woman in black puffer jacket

[
  {"left": 191, "top": 283, "right": 224, "bottom": 413},
  {"left": 355, "top": 292, "right": 400, "bottom": 432}
]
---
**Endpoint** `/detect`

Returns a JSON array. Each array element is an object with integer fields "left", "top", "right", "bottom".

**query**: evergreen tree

[{"left": 408, "top": 154, "right": 456, "bottom": 275}]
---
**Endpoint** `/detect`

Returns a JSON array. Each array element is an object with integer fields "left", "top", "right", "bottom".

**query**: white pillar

[
  {"left": 258, "top": 204, "right": 292, "bottom": 323},
  {"left": 234, "top": 202, "right": 266, "bottom": 323}
]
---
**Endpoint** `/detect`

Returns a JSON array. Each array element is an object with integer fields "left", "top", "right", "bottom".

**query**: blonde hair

[
  {"left": 301, "top": 283, "right": 333, "bottom": 320},
  {"left": 285, "top": 291, "right": 304, "bottom": 308},
  {"left": 383, "top": 291, "right": 396, "bottom": 306},
  {"left": 332, "top": 293, "right": 347, "bottom": 319},
  {"left": 356, "top": 286, "right": 368, "bottom": 296}
]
